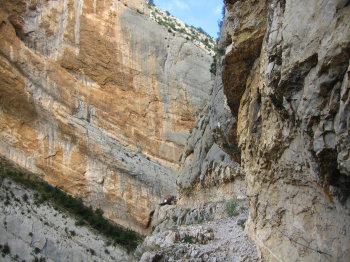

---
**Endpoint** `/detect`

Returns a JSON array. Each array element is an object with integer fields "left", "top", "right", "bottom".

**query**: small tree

[
  {"left": 147, "top": 0, "right": 155, "bottom": 6},
  {"left": 197, "top": 27, "right": 205, "bottom": 34}
]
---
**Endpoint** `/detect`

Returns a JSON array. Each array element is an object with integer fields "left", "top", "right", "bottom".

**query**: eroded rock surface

[
  {"left": 0, "top": 0, "right": 213, "bottom": 234},
  {"left": 236, "top": 1, "right": 350, "bottom": 261},
  {"left": 177, "top": 0, "right": 350, "bottom": 261}
]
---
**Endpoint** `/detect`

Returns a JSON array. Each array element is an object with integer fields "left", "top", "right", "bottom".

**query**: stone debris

[{"left": 137, "top": 203, "right": 259, "bottom": 262}]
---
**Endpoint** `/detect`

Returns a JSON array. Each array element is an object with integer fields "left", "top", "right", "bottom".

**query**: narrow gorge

[{"left": 0, "top": 0, "right": 349, "bottom": 261}]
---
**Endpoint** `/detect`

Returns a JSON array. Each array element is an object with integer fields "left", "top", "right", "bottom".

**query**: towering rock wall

[
  {"left": 238, "top": 1, "right": 350, "bottom": 260},
  {"left": 178, "top": 0, "right": 350, "bottom": 261},
  {"left": 177, "top": 0, "right": 268, "bottom": 206},
  {"left": 0, "top": 0, "right": 213, "bottom": 234}
]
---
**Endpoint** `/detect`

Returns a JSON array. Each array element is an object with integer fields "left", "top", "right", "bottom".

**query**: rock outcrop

[
  {"left": 0, "top": 0, "right": 213, "bottom": 234},
  {"left": 176, "top": 0, "right": 350, "bottom": 261}
]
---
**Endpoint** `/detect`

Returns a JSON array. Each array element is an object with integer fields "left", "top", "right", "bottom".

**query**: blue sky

[{"left": 152, "top": 0, "right": 224, "bottom": 38}]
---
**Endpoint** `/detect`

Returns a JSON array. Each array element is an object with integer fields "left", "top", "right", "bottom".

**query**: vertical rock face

[
  {"left": 178, "top": 0, "right": 350, "bottom": 261},
  {"left": 0, "top": 0, "right": 213, "bottom": 234},
  {"left": 238, "top": 0, "right": 350, "bottom": 261}
]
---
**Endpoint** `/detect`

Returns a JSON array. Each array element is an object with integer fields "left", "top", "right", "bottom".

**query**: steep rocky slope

[
  {"left": 0, "top": 176, "right": 134, "bottom": 262},
  {"left": 0, "top": 0, "right": 213, "bottom": 234},
  {"left": 174, "top": 0, "right": 350, "bottom": 261},
  {"left": 148, "top": 4, "right": 216, "bottom": 55}
]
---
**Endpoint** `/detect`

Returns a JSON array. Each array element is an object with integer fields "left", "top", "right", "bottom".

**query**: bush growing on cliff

[
  {"left": 0, "top": 243, "right": 11, "bottom": 257},
  {"left": 0, "top": 157, "right": 143, "bottom": 252},
  {"left": 180, "top": 235, "right": 194, "bottom": 244},
  {"left": 210, "top": 56, "right": 217, "bottom": 75},
  {"left": 210, "top": 44, "right": 226, "bottom": 75},
  {"left": 225, "top": 200, "right": 239, "bottom": 217},
  {"left": 237, "top": 219, "right": 246, "bottom": 229},
  {"left": 147, "top": 0, "right": 155, "bottom": 7}
]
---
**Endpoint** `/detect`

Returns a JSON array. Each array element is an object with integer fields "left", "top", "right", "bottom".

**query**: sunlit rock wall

[{"left": 0, "top": 0, "right": 213, "bottom": 234}]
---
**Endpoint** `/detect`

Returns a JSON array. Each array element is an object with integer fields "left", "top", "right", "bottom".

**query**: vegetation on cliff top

[
  {"left": 0, "top": 157, "right": 143, "bottom": 252},
  {"left": 147, "top": 1, "right": 216, "bottom": 55}
]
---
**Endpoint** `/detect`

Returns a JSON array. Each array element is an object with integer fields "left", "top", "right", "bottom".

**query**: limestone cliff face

[
  {"left": 178, "top": 0, "right": 350, "bottom": 261},
  {"left": 238, "top": 1, "right": 350, "bottom": 260},
  {"left": 0, "top": 0, "right": 213, "bottom": 234},
  {"left": 177, "top": 0, "right": 268, "bottom": 205}
]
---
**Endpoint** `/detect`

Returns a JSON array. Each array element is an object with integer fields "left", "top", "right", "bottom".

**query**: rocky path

[{"left": 138, "top": 203, "right": 259, "bottom": 261}]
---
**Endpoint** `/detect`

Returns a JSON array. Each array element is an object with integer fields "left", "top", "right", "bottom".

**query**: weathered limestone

[
  {"left": 236, "top": 1, "right": 350, "bottom": 261},
  {"left": 0, "top": 0, "right": 213, "bottom": 234},
  {"left": 177, "top": 0, "right": 350, "bottom": 261},
  {"left": 177, "top": 57, "right": 243, "bottom": 205}
]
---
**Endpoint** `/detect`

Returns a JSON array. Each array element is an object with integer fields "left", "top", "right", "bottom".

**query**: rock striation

[{"left": 0, "top": 0, "right": 213, "bottom": 234}]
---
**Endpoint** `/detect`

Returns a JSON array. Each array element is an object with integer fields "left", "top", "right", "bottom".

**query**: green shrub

[
  {"left": 22, "top": 193, "right": 29, "bottom": 202},
  {"left": 210, "top": 56, "right": 217, "bottom": 75},
  {"left": 147, "top": 0, "right": 155, "bottom": 7},
  {"left": 180, "top": 235, "right": 194, "bottom": 244},
  {"left": 194, "top": 215, "right": 204, "bottom": 224},
  {"left": 88, "top": 248, "right": 95, "bottom": 256},
  {"left": 1, "top": 243, "right": 10, "bottom": 255},
  {"left": 75, "top": 219, "right": 85, "bottom": 226},
  {"left": 237, "top": 219, "right": 246, "bottom": 229},
  {"left": 95, "top": 208, "right": 104, "bottom": 217},
  {"left": 226, "top": 200, "right": 239, "bottom": 217},
  {"left": 216, "top": 46, "right": 225, "bottom": 56}
]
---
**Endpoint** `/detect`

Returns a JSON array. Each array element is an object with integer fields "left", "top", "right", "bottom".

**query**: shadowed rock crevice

[
  {"left": 318, "top": 148, "right": 350, "bottom": 206},
  {"left": 221, "top": 0, "right": 268, "bottom": 162}
]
